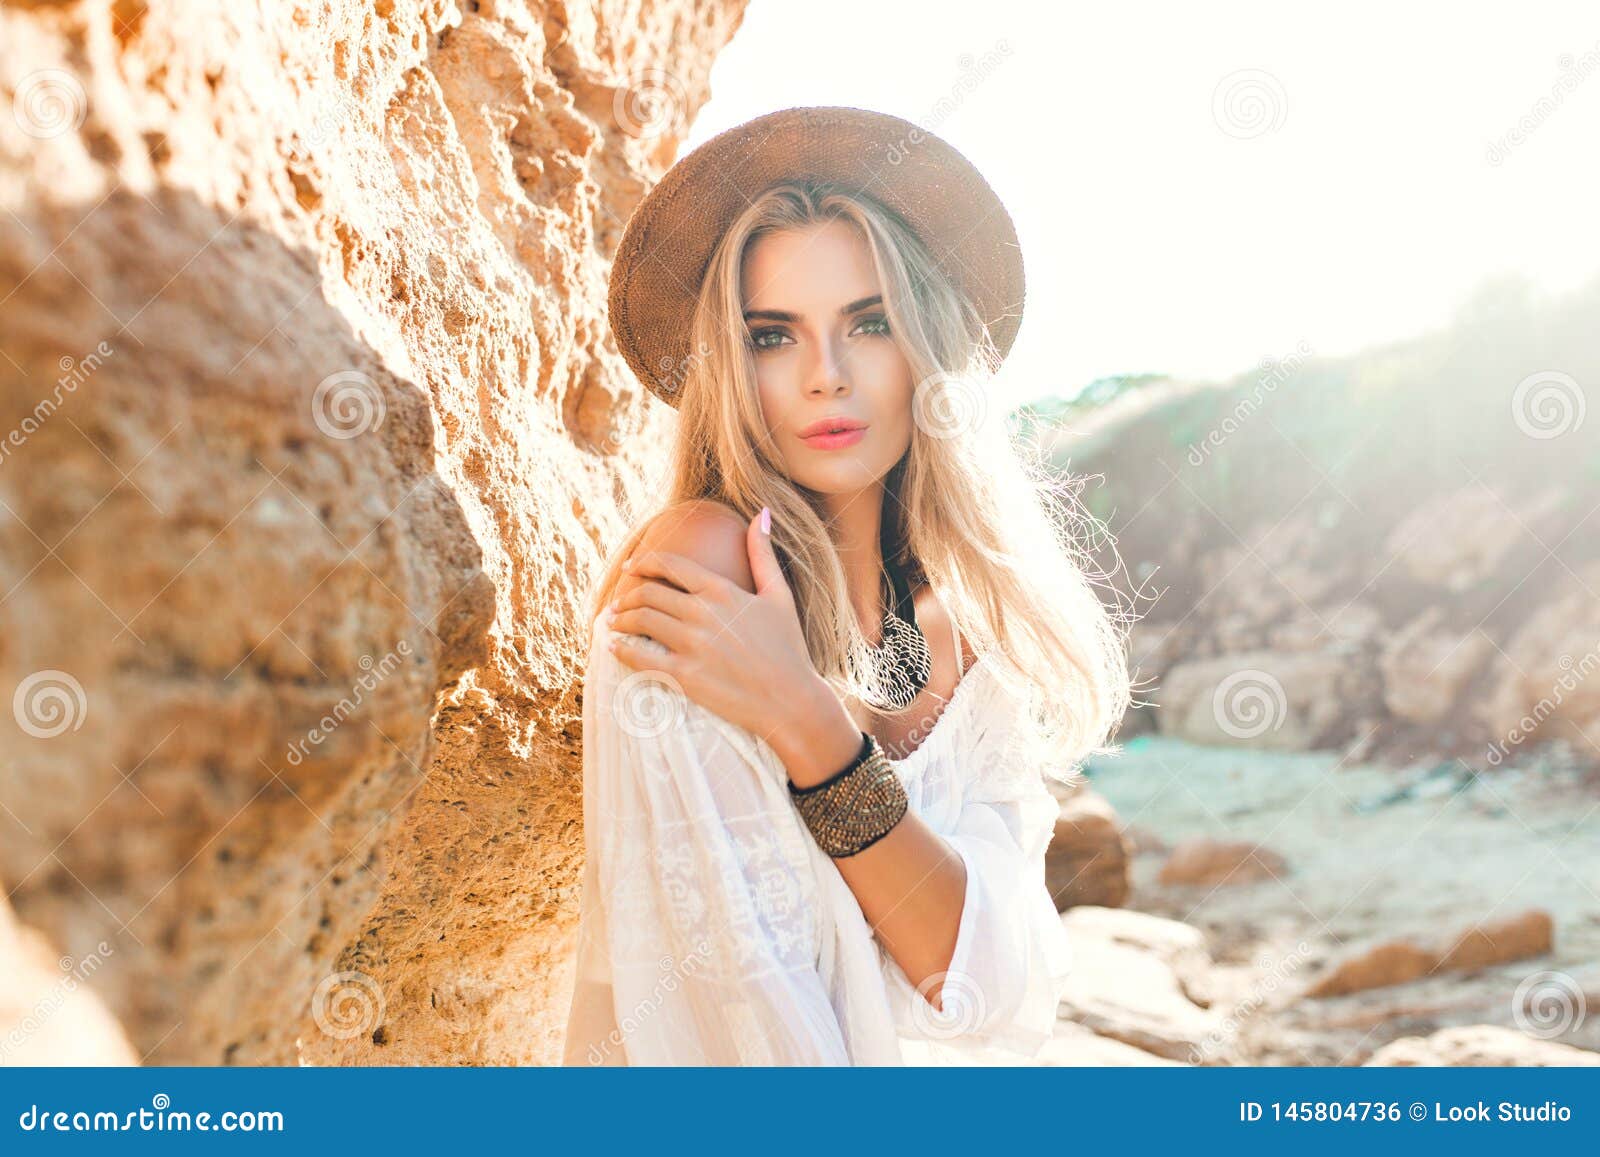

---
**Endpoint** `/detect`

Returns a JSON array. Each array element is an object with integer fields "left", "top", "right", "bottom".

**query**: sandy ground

[{"left": 1080, "top": 736, "right": 1600, "bottom": 1064}]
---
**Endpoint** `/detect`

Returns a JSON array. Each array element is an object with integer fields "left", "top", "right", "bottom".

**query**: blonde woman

[{"left": 563, "top": 106, "right": 1130, "bottom": 1066}]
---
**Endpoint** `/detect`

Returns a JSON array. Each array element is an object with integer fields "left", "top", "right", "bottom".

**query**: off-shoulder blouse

[{"left": 561, "top": 610, "right": 1073, "bottom": 1066}]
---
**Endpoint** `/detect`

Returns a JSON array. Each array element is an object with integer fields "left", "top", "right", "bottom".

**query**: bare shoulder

[
  {"left": 912, "top": 583, "right": 979, "bottom": 678},
  {"left": 626, "top": 498, "right": 756, "bottom": 596}
]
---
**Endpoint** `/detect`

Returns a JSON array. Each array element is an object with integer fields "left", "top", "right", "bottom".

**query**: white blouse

[{"left": 562, "top": 610, "right": 1074, "bottom": 1066}]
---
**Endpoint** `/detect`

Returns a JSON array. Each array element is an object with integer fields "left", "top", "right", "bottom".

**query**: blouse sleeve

[
  {"left": 876, "top": 700, "right": 1074, "bottom": 1059},
  {"left": 562, "top": 626, "right": 853, "bottom": 1066}
]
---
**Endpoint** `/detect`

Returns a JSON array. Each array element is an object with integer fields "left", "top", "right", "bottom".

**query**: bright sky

[{"left": 682, "top": 0, "right": 1600, "bottom": 408}]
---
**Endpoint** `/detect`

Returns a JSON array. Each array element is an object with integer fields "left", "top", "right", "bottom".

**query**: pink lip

[{"left": 801, "top": 427, "right": 867, "bottom": 450}]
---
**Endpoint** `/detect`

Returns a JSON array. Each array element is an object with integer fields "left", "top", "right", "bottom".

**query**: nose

[{"left": 804, "top": 334, "right": 851, "bottom": 398}]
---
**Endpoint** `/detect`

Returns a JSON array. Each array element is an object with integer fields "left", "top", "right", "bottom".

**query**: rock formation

[
  {"left": 1048, "top": 275, "right": 1600, "bottom": 768},
  {"left": 1, "top": 0, "right": 747, "bottom": 1065}
]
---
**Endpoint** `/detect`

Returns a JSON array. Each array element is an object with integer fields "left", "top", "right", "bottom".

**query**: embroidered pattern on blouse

[
  {"left": 598, "top": 806, "right": 823, "bottom": 982},
  {"left": 567, "top": 619, "right": 1069, "bottom": 1065}
]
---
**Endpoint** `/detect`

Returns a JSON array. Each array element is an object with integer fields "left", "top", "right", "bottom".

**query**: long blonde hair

[{"left": 591, "top": 180, "right": 1131, "bottom": 775}]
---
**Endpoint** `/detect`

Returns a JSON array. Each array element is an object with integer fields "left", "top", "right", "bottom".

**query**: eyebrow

[{"left": 742, "top": 295, "right": 883, "bottom": 323}]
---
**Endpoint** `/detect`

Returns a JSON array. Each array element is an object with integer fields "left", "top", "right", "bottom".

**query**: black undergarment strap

[{"left": 884, "top": 553, "right": 917, "bottom": 626}]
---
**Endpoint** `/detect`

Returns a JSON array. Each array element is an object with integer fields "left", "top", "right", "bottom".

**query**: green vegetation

[{"left": 1007, "top": 373, "right": 1172, "bottom": 441}]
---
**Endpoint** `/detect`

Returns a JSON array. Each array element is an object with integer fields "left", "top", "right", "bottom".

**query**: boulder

[
  {"left": 1378, "top": 608, "right": 1495, "bottom": 724},
  {"left": 1383, "top": 485, "right": 1565, "bottom": 591},
  {"left": 1436, "top": 910, "right": 1553, "bottom": 973},
  {"left": 1479, "top": 565, "right": 1600, "bottom": 760},
  {"left": 1157, "top": 837, "right": 1289, "bottom": 888},
  {"left": 1305, "top": 909, "right": 1555, "bottom": 998},
  {"left": 1044, "top": 789, "right": 1133, "bottom": 910},
  {"left": 1036, "top": 1021, "right": 1187, "bottom": 1066},
  {"left": 1364, "top": 1024, "right": 1600, "bottom": 1066},
  {"left": 1304, "top": 939, "right": 1438, "bottom": 998},
  {"left": 0, "top": 0, "right": 745, "bottom": 1065},
  {"left": 1156, "top": 649, "right": 1371, "bottom": 750},
  {"left": 1056, "top": 906, "right": 1227, "bottom": 1062}
]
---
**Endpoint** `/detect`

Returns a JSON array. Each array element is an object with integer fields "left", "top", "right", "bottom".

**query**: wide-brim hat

[{"left": 607, "top": 104, "right": 1025, "bottom": 408}]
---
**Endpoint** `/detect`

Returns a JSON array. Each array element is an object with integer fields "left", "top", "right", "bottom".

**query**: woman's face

[{"left": 740, "top": 218, "right": 915, "bottom": 498}]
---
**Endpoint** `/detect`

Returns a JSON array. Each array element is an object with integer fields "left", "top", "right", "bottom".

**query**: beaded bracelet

[{"left": 787, "top": 730, "right": 909, "bottom": 858}]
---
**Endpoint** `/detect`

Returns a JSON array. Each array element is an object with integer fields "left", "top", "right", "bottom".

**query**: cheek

[
  {"left": 876, "top": 407, "right": 915, "bottom": 465},
  {"left": 754, "top": 373, "right": 788, "bottom": 434},
  {"left": 864, "top": 346, "right": 916, "bottom": 442},
  {"left": 864, "top": 340, "right": 914, "bottom": 392}
]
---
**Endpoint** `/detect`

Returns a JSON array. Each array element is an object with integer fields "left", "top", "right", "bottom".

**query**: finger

[
  {"left": 614, "top": 575, "right": 702, "bottom": 622},
  {"left": 626, "top": 549, "right": 725, "bottom": 597},
  {"left": 608, "top": 605, "right": 695, "bottom": 653},
  {"left": 608, "top": 629, "right": 682, "bottom": 676},
  {"left": 745, "top": 506, "right": 790, "bottom": 599}
]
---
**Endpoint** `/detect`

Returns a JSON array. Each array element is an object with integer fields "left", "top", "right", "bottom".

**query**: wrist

[{"left": 772, "top": 674, "right": 865, "bottom": 789}]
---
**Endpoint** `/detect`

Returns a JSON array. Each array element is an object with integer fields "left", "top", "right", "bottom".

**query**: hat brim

[{"left": 607, "top": 104, "right": 1025, "bottom": 408}]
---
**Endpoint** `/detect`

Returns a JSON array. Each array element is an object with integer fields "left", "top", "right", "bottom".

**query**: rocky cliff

[
  {"left": 1045, "top": 275, "right": 1600, "bottom": 772},
  {"left": 0, "top": 0, "right": 745, "bottom": 1065}
]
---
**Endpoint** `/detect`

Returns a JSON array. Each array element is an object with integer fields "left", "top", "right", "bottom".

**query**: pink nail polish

[{"left": 759, "top": 506, "right": 771, "bottom": 535}]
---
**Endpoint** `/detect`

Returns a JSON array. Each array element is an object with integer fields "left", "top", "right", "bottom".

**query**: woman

[{"left": 563, "top": 106, "right": 1130, "bottom": 1065}]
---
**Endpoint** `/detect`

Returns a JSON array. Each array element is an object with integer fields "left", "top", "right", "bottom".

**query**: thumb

[{"left": 746, "top": 506, "right": 789, "bottom": 599}]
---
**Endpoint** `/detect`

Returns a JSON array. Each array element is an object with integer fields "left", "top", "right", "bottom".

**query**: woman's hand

[{"left": 603, "top": 508, "right": 860, "bottom": 781}]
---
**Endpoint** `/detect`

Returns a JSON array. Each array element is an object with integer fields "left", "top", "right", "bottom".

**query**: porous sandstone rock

[{"left": 0, "top": 0, "right": 747, "bottom": 1065}]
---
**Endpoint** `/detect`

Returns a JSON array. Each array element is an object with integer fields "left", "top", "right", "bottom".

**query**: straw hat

[{"left": 607, "top": 104, "right": 1025, "bottom": 408}]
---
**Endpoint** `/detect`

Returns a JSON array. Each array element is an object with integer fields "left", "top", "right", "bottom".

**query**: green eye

[
  {"left": 855, "top": 314, "right": 891, "bottom": 336},
  {"left": 748, "top": 328, "right": 786, "bottom": 350}
]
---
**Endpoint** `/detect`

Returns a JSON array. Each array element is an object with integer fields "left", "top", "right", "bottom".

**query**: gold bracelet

[{"left": 787, "top": 731, "right": 908, "bottom": 857}]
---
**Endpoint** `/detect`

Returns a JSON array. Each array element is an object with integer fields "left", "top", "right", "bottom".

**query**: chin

[{"left": 792, "top": 462, "right": 890, "bottom": 494}]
